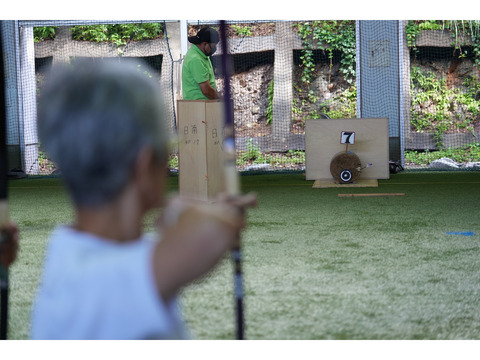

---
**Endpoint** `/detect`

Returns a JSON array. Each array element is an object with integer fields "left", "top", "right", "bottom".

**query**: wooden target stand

[
  {"left": 305, "top": 118, "right": 390, "bottom": 188},
  {"left": 177, "top": 100, "right": 225, "bottom": 201}
]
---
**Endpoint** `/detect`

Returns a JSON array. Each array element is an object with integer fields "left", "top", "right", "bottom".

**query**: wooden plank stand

[
  {"left": 313, "top": 179, "right": 378, "bottom": 188},
  {"left": 177, "top": 100, "right": 225, "bottom": 201},
  {"left": 305, "top": 118, "right": 390, "bottom": 188}
]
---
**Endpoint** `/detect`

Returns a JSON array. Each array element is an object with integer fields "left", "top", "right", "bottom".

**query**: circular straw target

[{"left": 330, "top": 151, "right": 361, "bottom": 184}]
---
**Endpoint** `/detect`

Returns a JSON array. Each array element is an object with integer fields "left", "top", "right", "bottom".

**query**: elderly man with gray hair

[{"left": 30, "top": 59, "right": 255, "bottom": 340}]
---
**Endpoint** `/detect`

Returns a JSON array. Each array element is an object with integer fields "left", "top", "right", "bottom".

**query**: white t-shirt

[{"left": 31, "top": 226, "right": 188, "bottom": 340}]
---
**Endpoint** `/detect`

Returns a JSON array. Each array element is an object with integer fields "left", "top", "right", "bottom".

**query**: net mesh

[
  {"left": 1, "top": 20, "right": 479, "bottom": 177},
  {"left": 404, "top": 20, "right": 480, "bottom": 169}
]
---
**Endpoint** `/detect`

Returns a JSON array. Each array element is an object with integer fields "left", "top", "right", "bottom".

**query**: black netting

[{"left": 1, "top": 20, "right": 479, "bottom": 176}]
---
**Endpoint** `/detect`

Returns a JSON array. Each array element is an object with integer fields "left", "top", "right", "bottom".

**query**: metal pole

[{"left": 0, "top": 21, "right": 10, "bottom": 340}]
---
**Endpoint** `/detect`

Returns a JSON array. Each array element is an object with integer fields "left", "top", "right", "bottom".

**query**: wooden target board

[{"left": 305, "top": 118, "right": 389, "bottom": 181}]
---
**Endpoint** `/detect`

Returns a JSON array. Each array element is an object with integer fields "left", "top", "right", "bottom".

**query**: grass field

[{"left": 5, "top": 170, "right": 480, "bottom": 340}]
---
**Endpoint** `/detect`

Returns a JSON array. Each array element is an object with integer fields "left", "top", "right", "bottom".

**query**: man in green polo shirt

[{"left": 182, "top": 27, "right": 222, "bottom": 100}]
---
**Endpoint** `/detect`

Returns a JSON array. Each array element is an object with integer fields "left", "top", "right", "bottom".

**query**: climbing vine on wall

[
  {"left": 407, "top": 20, "right": 480, "bottom": 150},
  {"left": 296, "top": 21, "right": 356, "bottom": 86},
  {"left": 292, "top": 21, "right": 357, "bottom": 126},
  {"left": 411, "top": 66, "right": 480, "bottom": 148}
]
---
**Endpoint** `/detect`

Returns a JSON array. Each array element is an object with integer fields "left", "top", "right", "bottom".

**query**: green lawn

[{"left": 5, "top": 171, "right": 480, "bottom": 339}]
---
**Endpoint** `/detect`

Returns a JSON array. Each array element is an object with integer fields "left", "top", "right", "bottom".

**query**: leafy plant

[
  {"left": 411, "top": 67, "right": 480, "bottom": 148},
  {"left": 417, "top": 20, "right": 443, "bottom": 31},
  {"left": 70, "top": 23, "right": 165, "bottom": 47},
  {"left": 286, "top": 150, "right": 305, "bottom": 164},
  {"left": 231, "top": 24, "right": 253, "bottom": 37},
  {"left": 239, "top": 138, "right": 263, "bottom": 163},
  {"left": 292, "top": 21, "right": 357, "bottom": 129},
  {"left": 34, "top": 27, "right": 57, "bottom": 42},
  {"left": 37, "top": 147, "right": 56, "bottom": 174},
  {"left": 472, "top": 32, "right": 480, "bottom": 68},
  {"left": 405, "top": 142, "right": 480, "bottom": 165},
  {"left": 296, "top": 21, "right": 356, "bottom": 85},
  {"left": 168, "top": 153, "right": 178, "bottom": 169},
  {"left": 406, "top": 20, "right": 480, "bottom": 67},
  {"left": 405, "top": 21, "right": 421, "bottom": 53},
  {"left": 297, "top": 22, "right": 316, "bottom": 85},
  {"left": 320, "top": 85, "right": 357, "bottom": 119},
  {"left": 266, "top": 79, "right": 274, "bottom": 125},
  {"left": 235, "top": 147, "right": 306, "bottom": 169}
]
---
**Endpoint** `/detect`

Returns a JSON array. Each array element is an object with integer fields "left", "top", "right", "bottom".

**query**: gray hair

[{"left": 38, "top": 59, "right": 169, "bottom": 207}]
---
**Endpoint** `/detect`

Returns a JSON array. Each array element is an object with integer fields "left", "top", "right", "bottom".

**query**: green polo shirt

[{"left": 182, "top": 44, "right": 217, "bottom": 100}]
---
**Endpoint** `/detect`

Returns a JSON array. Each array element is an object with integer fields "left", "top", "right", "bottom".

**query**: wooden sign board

[
  {"left": 305, "top": 118, "right": 389, "bottom": 181},
  {"left": 177, "top": 100, "right": 225, "bottom": 201}
]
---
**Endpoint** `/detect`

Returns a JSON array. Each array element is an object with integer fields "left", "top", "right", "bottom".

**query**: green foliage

[
  {"left": 320, "top": 85, "right": 357, "bottom": 119},
  {"left": 472, "top": 33, "right": 480, "bottom": 68},
  {"left": 292, "top": 21, "right": 357, "bottom": 128},
  {"left": 168, "top": 153, "right": 178, "bottom": 169},
  {"left": 292, "top": 84, "right": 357, "bottom": 123},
  {"left": 34, "top": 23, "right": 165, "bottom": 46},
  {"left": 265, "top": 79, "right": 274, "bottom": 125},
  {"left": 410, "top": 67, "right": 480, "bottom": 148},
  {"left": 285, "top": 150, "right": 305, "bottom": 165},
  {"left": 296, "top": 21, "right": 356, "bottom": 85},
  {"left": 297, "top": 22, "right": 315, "bottom": 85},
  {"left": 406, "top": 20, "right": 480, "bottom": 67},
  {"left": 410, "top": 67, "right": 454, "bottom": 147},
  {"left": 462, "top": 74, "right": 480, "bottom": 99},
  {"left": 454, "top": 76, "right": 480, "bottom": 132},
  {"left": 405, "top": 20, "right": 445, "bottom": 49},
  {"left": 231, "top": 24, "right": 253, "bottom": 37},
  {"left": 417, "top": 20, "right": 444, "bottom": 31},
  {"left": 34, "top": 27, "right": 57, "bottom": 42},
  {"left": 405, "top": 21, "right": 421, "bottom": 52},
  {"left": 38, "top": 148, "right": 56, "bottom": 173},
  {"left": 236, "top": 138, "right": 306, "bottom": 169},
  {"left": 405, "top": 142, "right": 480, "bottom": 165},
  {"left": 239, "top": 138, "right": 263, "bottom": 163},
  {"left": 70, "top": 23, "right": 165, "bottom": 46}
]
